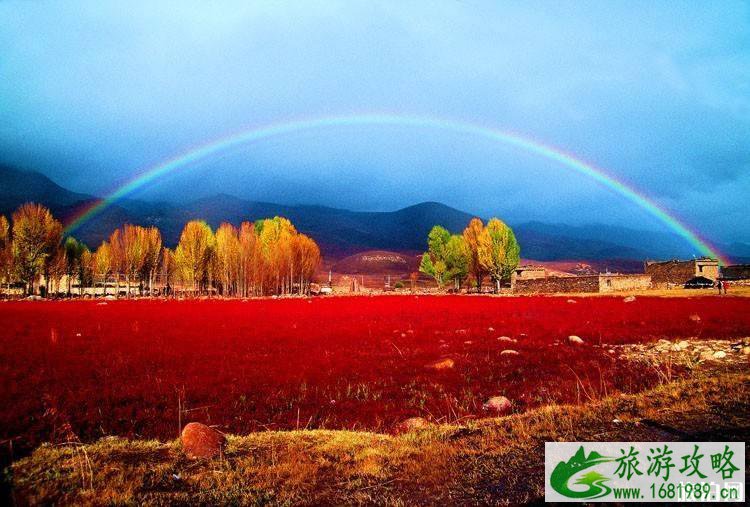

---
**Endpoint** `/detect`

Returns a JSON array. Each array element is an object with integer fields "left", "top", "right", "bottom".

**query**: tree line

[
  {"left": 419, "top": 217, "right": 520, "bottom": 292},
  {"left": 0, "top": 203, "right": 321, "bottom": 297}
]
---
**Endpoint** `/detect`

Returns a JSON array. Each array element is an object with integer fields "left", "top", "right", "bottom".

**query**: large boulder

[{"left": 181, "top": 422, "right": 226, "bottom": 459}]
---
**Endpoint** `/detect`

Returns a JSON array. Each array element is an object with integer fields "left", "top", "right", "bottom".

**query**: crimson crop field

[{"left": 2, "top": 295, "right": 750, "bottom": 458}]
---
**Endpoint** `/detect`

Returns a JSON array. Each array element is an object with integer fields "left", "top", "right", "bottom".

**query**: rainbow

[{"left": 64, "top": 113, "right": 728, "bottom": 264}]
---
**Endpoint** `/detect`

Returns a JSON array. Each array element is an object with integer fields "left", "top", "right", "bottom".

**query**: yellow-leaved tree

[
  {"left": 463, "top": 217, "right": 487, "bottom": 291},
  {"left": 175, "top": 220, "right": 216, "bottom": 294},
  {"left": 477, "top": 218, "right": 520, "bottom": 293},
  {"left": 11, "top": 203, "right": 62, "bottom": 295}
]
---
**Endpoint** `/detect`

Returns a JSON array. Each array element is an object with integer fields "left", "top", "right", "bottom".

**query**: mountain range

[{"left": 1, "top": 164, "right": 747, "bottom": 263}]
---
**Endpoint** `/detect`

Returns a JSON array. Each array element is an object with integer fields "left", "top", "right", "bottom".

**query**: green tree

[
  {"left": 444, "top": 234, "right": 470, "bottom": 289},
  {"left": 419, "top": 225, "right": 451, "bottom": 286},
  {"left": 419, "top": 225, "right": 469, "bottom": 289}
]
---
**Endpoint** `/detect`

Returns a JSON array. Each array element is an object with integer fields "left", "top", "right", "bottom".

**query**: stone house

[{"left": 644, "top": 258, "right": 719, "bottom": 287}]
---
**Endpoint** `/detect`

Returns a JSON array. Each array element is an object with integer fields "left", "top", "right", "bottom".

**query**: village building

[
  {"left": 511, "top": 265, "right": 547, "bottom": 282},
  {"left": 644, "top": 258, "right": 719, "bottom": 288}
]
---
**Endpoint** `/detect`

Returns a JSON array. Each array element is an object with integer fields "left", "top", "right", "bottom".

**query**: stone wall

[
  {"left": 721, "top": 264, "right": 750, "bottom": 281},
  {"left": 598, "top": 274, "right": 651, "bottom": 293},
  {"left": 645, "top": 260, "right": 698, "bottom": 287},
  {"left": 513, "top": 275, "right": 599, "bottom": 294}
]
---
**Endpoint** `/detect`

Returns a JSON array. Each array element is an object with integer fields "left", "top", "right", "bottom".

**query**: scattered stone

[
  {"left": 689, "top": 314, "right": 701, "bottom": 323},
  {"left": 712, "top": 350, "right": 727, "bottom": 359},
  {"left": 464, "top": 340, "right": 473, "bottom": 345},
  {"left": 677, "top": 340, "right": 690, "bottom": 350},
  {"left": 608, "top": 349, "right": 615, "bottom": 354},
  {"left": 181, "top": 422, "right": 226, "bottom": 459},
  {"left": 567, "top": 299, "right": 577, "bottom": 304},
  {"left": 700, "top": 351, "right": 715, "bottom": 361},
  {"left": 623, "top": 296, "right": 636, "bottom": 303},
  {"left": 427, "top": 358, "right": 455, "bottom": 370},
  {"left": 497, "top": 336, "right": 516, "bottom": 343},
  {"left": 395, "top": 417, "right": 430, "bottom": 433},
  {"left": 483, "top": 396, "right": 512, "bottom": 414},
  {"left": 742, "top": 347, "right": 750, "bottom": 356},
  {"left": 568, "top": 335, "right": 585, "bottom": 346},
  {"left": 500, "top": 349, "right": 519, "bottom": 356},
  {"left": 488, "top": 327, "right": 495, "bottom": 332}
]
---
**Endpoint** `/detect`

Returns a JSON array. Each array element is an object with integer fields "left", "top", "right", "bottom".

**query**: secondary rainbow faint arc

[{"left": 64, "top": 113, "right": 728, "bottom": 264}]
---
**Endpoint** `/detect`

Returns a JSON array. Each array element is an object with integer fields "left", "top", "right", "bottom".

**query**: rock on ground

[
  {"left": 181, "top": 422, "right": 226, "bottom": 459},
  {"left": 482, "top": 396, "right": 512, "bottom": 414},
  {"left": 395, "top": 417, "right": 430, "bottom": 433},
  {"left": 500, "top": 349, "right": 519, "bottom": 356},
  {"left": 568, "top": 335, "right": 585, "bottom": 346},
  {"left": 426, "top": 358, "right": 455, "bottom": 370}
]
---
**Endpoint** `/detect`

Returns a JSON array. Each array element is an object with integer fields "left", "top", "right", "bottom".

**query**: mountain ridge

[{"left": 1, "top": 165, "right": 746, "bottom": 262}]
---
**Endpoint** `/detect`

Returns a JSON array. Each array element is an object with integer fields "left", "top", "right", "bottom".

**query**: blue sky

[{"left": 1, "top": 1, "right": 748, "bottom": 243}]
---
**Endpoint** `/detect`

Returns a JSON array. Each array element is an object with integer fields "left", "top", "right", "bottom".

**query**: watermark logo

[
  {"left": 550, "top": 446, "right": 615, "bottom": 499},
  {"left": 546, "top": 442, "right": 745, "bottom": 502}
]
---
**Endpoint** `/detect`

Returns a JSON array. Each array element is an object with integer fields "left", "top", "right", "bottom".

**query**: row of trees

[
  {"left": 419, "top": 217, "right": 520, "bottom": 291},
  {"left": 0, "top": 203, "right": 321, "bottom": 297}
]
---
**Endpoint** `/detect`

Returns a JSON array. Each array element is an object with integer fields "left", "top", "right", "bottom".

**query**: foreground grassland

[{"left": 9, "top": 363, "right": 748, "bottom": 506}]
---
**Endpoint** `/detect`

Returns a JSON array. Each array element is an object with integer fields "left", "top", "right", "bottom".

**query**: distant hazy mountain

[
  {"left": 1, "top": 165, "right": 745, "bottom": 262},
  {"left": 0, "top": 164, "right": 91, "bottom": 210}
]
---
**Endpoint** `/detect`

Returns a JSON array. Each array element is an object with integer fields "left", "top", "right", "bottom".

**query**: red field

[{"left": 2, "top": 296, "right": 749, "bottom": 457}]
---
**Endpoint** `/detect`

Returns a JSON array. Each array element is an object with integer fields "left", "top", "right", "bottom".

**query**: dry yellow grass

[{"left": 8, "top": 365, "right": 749, "bottom": 506}]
